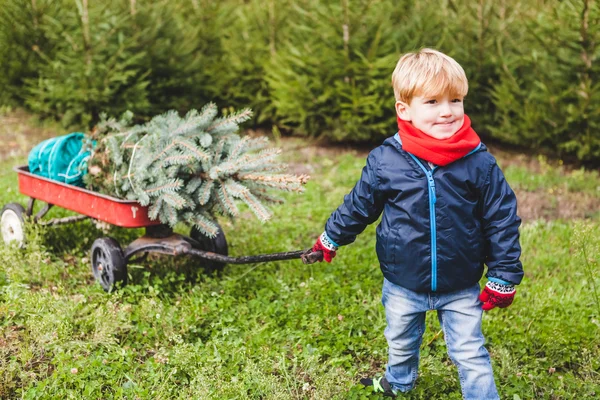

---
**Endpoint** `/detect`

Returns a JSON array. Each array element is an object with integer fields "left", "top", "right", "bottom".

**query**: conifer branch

[
  {"left": 144, "top": 179, "right": 183, "bottom": 195},
  {"left": 241, "top": 191, "right": 271, "bottom": 222},
  {"left": 245, "top": 137, "right": 270, "bottom": 151},
  {"left": 238, "top": 173, "right": 309, "bottom": 192},
  {"left": 227, "top": 136, "right": 252, "bottom": 161},
  {"left": 207, "top": 109, "right": 253, "bottom": 133},
  {"left": 161, "top": 154, "right": 195, "bottom": 167},
  {"left": 197, "top": 180, "right": 214, "bottom": 205},
  {"left": 162, "top": 203, "right": 178, "bottom": 226},
  {"left": 217, "top": 181, "right": 239, "bottom": 216},
  {"left": 171, "top": 109, "right": 203, "bottom": 136},
  {"left": 212, "top": 137, "right": 227, "bottom": 164},
  {"left": 185, "top": 177, "right": 203, "bottom": 194},
  {"left": 186, "top": 212, "right": 219, "bottom": 238},
  {"left": 251, "top": 187, "right": 285, "bottom": 204},
  {"left": 162, "top": 192, "right": 187, "bottom": 209},
  {"left": 148, "top": 198, "right": 163, "bottom": 220},
  {"left": 86, "top": 106, "right": 308, "bottom": 229},
  {"left": 223, "top": 180, "right": 250, "bottom": 197},
  {"left": 195, "top": 103, "right": 219, "bottom": 130},
  {"left": 135, "top": 187, "right": 151, "bottom": 206},
  {"left": 107, "top": 137, "right": 123, "bottom": 166},
  {"left": 174, "top": 139, "right": 210, "bottom": 163},
  {"left": 151, "top": 142, "right": 178, "bottom": 163},
  {"left": 238, "top": 148, "right": 282, "bottom": 172}
]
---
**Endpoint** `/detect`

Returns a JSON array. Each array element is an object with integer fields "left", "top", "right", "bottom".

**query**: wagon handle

[
  {"left": 159, "top": 247, "right": 323, "bottom": 265},
  {"left": 300, "top": 250, "right": 323, "bottom": 264}
]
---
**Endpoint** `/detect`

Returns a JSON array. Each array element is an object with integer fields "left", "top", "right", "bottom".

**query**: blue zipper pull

[{"left": 427, "top": 173, "right": 436, "bottom": 204}]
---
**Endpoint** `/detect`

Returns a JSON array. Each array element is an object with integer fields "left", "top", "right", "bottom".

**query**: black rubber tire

[
  {"left": 190, "top": 223, "right": 228, "bottom": 273},
  {"left": 1, "top": 203, "right": 26, "bottom": 247},
  {"left": 91, "top": 237, "right": 127, "bottom": 292}
]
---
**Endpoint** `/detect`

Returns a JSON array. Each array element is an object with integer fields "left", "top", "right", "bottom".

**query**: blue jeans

[{"left": 382, "top": 278, "right": 499, "bottom": 400}]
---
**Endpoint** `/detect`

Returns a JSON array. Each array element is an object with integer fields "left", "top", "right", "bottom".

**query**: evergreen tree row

[{"left": 0, "top": 0, "right": 598, "bottom": 162}]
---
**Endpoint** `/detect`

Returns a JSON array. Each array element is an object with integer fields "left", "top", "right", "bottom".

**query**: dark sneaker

[{"left": 360, "top": 376, "right": 397, "bottom": 398}]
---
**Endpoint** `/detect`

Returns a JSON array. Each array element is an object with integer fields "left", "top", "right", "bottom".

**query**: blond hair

[{"left": 391, "top": 48, "right": 468, "bottom": 103}]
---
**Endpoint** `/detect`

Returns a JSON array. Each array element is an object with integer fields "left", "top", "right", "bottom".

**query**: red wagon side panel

[{"left": 15, "top": 166, "right": 160, "bottom": 228}]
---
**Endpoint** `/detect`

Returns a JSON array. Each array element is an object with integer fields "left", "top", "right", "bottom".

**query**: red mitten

[
  {"left": 312, "top": 232, "right": 338, "bottom": 263},
  {"left": 479, "top": 281, "right": 516, "bottom": 311}
]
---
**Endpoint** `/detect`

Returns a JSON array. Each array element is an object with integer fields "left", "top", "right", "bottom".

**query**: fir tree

[
  {"left": 488, "top": 0, "right": 600, "bottom": 161},
  {"left": 265, "top": 0, "right": 422, "bottom": 142},
  {"left": 85, "top": 104, "right": 309, "bottom": 238}
]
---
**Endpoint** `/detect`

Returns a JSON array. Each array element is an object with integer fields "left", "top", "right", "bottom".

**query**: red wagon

[{"left": 1, "top": 166, "right": 319, "bottom": 291}]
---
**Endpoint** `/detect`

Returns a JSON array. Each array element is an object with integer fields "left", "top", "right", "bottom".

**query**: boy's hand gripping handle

[
  {"left": 303, "top": 232, "right": 338, "bottom": 264},
  {"left": 301, "top": 250, "right": 324, "bottom": 264}
]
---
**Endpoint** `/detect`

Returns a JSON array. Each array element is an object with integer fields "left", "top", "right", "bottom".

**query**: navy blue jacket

[{"left": 325, "top": 134, "right": 523, "bottom": 293}]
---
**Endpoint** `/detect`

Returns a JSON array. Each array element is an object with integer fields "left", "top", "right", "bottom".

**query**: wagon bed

[{"left": 14, "top": 165, "right": 160, "bottom": 228}]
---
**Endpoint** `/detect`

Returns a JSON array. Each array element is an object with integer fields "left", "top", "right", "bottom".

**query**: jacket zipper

[
  {"left": 409, "top": 155, "right": 439, "bottom": 291},
  {"left": 394, "top": 133, "right": 482, "bottom": 292}
]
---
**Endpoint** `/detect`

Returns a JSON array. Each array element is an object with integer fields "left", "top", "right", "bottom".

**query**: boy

[{"left": 308, "top": 49, "right": 523, "bottom": 399}]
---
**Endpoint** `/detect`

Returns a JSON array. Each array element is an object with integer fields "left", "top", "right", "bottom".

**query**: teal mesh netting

[{"left": 28, "top": 133, "right": 93, "bottom": 187}]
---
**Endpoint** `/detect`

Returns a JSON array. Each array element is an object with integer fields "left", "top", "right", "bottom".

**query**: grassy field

[{"left": 1, "top": 114, "right": 599, "bottom": 399}]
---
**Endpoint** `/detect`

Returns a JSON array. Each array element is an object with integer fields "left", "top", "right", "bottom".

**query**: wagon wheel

[
  {"left": 1, "top": 203, "right": 26, "bottom": 247},
  {"left": 190, "top": 223, "right": 228, "bottom": 273},
  {"left": 91, "top": 237, "right": 127, "bottom": 292}
]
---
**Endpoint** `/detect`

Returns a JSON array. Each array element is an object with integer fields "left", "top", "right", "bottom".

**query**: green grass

[
  {"left": 502, "top": 155, "right": 600, "bottom": 195},
  {"left": 1, "top": 144, "right": 600, "bottom": 399}
]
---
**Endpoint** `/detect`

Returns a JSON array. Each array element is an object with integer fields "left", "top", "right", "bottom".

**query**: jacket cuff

[
  {"left": 320, "top": 231, "right": 339, "bottom": 250},
  {"left": 486, "top": 281, "right": 516, "bottom": 293},
  {"left": 487, "top": 276, "right": 514, "bottom": 286}
]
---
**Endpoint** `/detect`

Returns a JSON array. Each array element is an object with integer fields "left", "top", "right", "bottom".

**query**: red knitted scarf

[{"left": 397, "top": 114, "right": 481, "bottom": 166}]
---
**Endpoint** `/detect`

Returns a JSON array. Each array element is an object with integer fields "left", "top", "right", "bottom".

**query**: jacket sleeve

[
  {"left": 481, "top": 163, "right": 524, "bottom": 285},
  {"left": 324, "top": 151, "right": 384, "bottom": 246}
]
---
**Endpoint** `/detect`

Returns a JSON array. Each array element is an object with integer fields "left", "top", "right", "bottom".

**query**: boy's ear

[{"left": 395, "top": 100, "right": 412, "bottom": 121}]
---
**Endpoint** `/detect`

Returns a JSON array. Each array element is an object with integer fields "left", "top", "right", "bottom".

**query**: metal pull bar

[{"left": 186, "top": 248, "right": 323, "bottom": 265}]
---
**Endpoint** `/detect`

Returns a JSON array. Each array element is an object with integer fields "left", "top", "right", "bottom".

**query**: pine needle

[
  {"left": 162, "top": 192, "right": 187, "bottom": 210},
  {"left": 161, "top": 154, "right": 195, "bottom": 167},
  {"left": 207, "top": 109, "right": 253, "bottom": 132},
  {"left": 238, "top": 173, "right": 310, "bottom": 191},
  {"left": 197, "top": 180, "right": 214, "bottom": 205},
  {"left": 144, "top": 179, "right": 183, "bottom": 195},
  {"left": 151, "top": 142, "right": 178, "bottom": 164},
  {"left": 241, "top": 191, "right": 271, "bottom": 222},
  {"left": 188, "top": 213, "right": 219, "bottom": 238},
  {"left": 148, "top": 198, "right": 163, "bottom": 221},
  {"left": 185, "top": 177, "right": 203, "bottom": 194},
  {"left": 218, "top": 181, "right": 239, "bottom": 217},
  {"left": 174, "top": 139, "right": 210, "bottom": 162}
]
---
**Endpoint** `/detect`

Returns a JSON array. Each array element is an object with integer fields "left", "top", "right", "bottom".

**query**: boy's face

[{"left": 395, "top": 94, "right": 465, "bottom": 139}]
